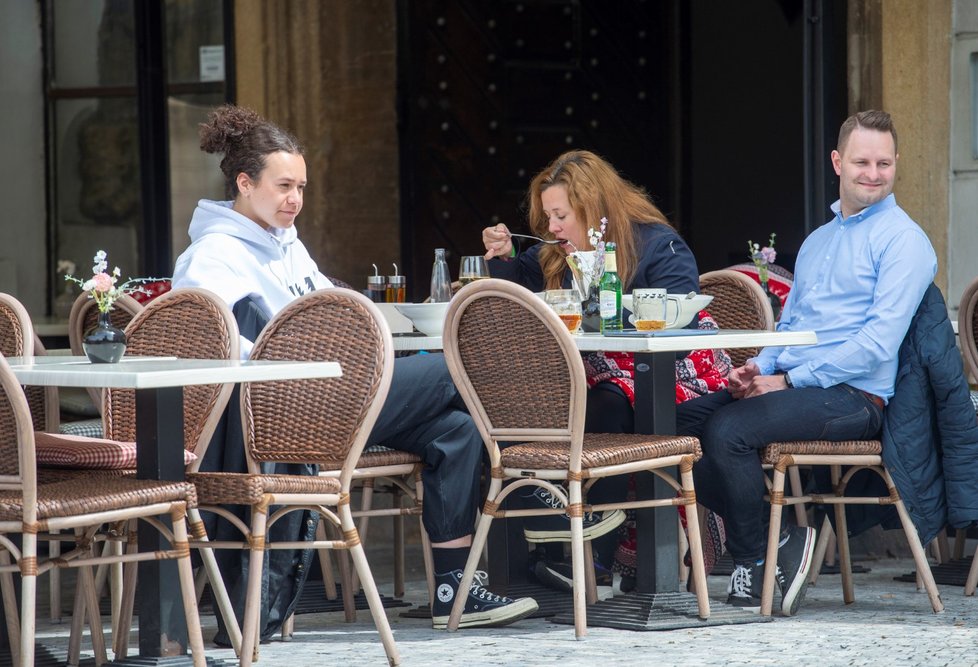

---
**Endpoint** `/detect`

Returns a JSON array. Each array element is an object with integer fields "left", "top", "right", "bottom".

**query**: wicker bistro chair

[
  {"left": 959, "top": 277, "right": 978, "bottom": 595},
  {"left": 0, "top": 294, "right": 58, "bottom": 434},
  {"left": 759, "top": 439, "right": 944, "bottom": 616},
  {"left": 441, "top": 279, "right": 709, "bottom": 638},
  {"left": 0, "top": 352, "right": 207, "bottom": 667},
  {"left": 698, "top": 269, "right": 774, "bottom": 368},
  {"left": 187, "top": 288, "right": 401, "bottom": 667}
]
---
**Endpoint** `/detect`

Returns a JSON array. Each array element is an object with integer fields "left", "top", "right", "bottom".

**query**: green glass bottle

[{"left": 599, "top": 241, "right": 622, "bottom": 332}]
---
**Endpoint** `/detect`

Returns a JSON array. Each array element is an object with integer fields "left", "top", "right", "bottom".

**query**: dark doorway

[
  {"left": 397, "top": 0, "right": 682, "bottom": 300},
  {"left": 397, "top": 1, "right": 847, "bottom": 298}
]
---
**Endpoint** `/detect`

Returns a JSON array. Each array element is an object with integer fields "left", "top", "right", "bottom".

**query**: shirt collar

[{"left": 830, "top": 193, "right": 897, "bottom": 225}]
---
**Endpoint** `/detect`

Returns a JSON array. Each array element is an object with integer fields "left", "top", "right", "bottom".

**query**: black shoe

[
  {"left": 522, "top": 487, "right": 626, "bottom": 543},
  {"left": 531, "top": 557, "right": 613, "bottom": 593},
  {"left": 726, "top": 562, "right": 764, "bottom": 612},
  {"left": 430, "top": 569, "right": 538, "bottom": 629},
  {"left": 775, "top": 525, "right": 816, "bottom": 616}
]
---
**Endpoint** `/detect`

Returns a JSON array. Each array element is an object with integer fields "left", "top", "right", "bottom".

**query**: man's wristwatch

[{"left": 783, "top": 371, "right": 794, "bottom": 389}]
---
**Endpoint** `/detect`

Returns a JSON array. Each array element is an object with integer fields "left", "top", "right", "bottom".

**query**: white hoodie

[{"left": 172, "top": 199, "right": 334, "bottom": 357}]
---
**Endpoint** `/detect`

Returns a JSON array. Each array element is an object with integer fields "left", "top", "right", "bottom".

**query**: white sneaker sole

[
  {"left": 781, "top": 527, "right": 816, "bottom": 616},
  {"left": 523, "top": 509, "right": 626, "bottom": 543},
  {"left": 431, "top": 597, "right": 539, "bottom": 629}
]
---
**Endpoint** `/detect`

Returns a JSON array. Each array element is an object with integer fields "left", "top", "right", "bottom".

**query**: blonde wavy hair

[{"left": 527, "top": 150, "right": 672, "bottom": 289}]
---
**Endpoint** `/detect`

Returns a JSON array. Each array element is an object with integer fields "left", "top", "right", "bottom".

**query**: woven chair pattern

[
  {"left": 761, "top": 439, "right": 882, "bottom": 464},
  {"left": 0, "top": 476, "right": 197, "bottom": 520},
  {"left": 242, "top": 289, "right": 388, "bottom": 465},
  {"left": 500, "top": 433, "right": 701, "bottom": 471},
  {"left": 191, "top": 471, "right": 341, "bottom": 506},
  {"left": 102, "top": 289, "right": 236, "bottom": 456},
  {"left": 0, "top": 294, "right": 49, "bottom": 432},
  {"left": 699, "top": 269, "right": 774, "bottom": 367},
  {"left": 959, "top": 276, "right": 978, "bottom": 386},
  {"left": 455, "top": 296, "right": 573, "bottom": 432}
]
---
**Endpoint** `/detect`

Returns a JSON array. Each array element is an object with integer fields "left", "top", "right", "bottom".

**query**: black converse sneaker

[
  {"left": 726, "top": 562, "right": 765, "bottom": 612},
  {"left": 522, "top": 487, "right": 626, "bottom": 543},
  {"left": 775, "top": 525, "right": 817, "bottom": 616},
  {"left": 430, "top": 569, "right": 539, "bottom": 629}
]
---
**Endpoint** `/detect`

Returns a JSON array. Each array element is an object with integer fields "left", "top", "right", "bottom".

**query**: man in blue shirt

[{"left": 677, "top": 110, "right": 937, "bottom": 615}]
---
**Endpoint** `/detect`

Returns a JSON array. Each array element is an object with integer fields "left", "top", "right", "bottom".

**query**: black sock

[{"left": 432, "top": 546, "right": 470, "bottom": 575}]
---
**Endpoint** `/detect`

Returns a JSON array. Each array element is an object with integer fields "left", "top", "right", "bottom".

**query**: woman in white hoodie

[{"left": 172, "top": 105, "right": 537, "bottom": 641}]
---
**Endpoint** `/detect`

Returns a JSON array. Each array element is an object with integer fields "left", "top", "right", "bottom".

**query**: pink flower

[
  {"left": 759, "top": 247, "right": 777, "bottom": 264},
  {"left": 91, "top": 272, "right": 114, "bottom": 293}
]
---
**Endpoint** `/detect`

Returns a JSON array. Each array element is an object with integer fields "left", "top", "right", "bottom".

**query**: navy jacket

[{"left": 843, "top": 283, "right": 978, "bottom": 543}]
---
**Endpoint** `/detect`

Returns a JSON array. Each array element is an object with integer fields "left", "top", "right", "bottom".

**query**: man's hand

[
  {"left": 741, "top": 373, "right": 791, "bottom": 399},
  {"left": 482, "top": 223, "right": 514, "bottom": 260},
  {"left": 727, "top": 362, "right": 761, "bottom": 399}
]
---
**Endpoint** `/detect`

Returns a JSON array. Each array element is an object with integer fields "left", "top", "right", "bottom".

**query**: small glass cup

[
  {"left": 459, "top": 256, "right": 490, "bottom": 286},
  {"left": 545, "top": 289, "right": 583, "bottom": 334}
]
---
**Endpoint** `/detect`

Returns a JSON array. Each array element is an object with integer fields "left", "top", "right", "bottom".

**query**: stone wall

[{"left": 235, "top": 0, "right": 400, "bottom": 289}]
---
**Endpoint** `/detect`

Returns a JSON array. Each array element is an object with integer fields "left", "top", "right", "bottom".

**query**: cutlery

[{"left": 507, "top": 232, "right": 579, "bottom": 252}]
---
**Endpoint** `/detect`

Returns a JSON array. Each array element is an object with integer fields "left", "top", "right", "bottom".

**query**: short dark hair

[
  {"left": 199, "top": 104, "right": 304, "bottom": 199},
  {"left": 837, "top": 110, "right": 898, "bottom": 155}
]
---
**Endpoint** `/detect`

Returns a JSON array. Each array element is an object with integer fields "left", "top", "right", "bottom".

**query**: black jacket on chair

[{"left": 840, "top": 283, "right": 978, "bottom": 543}]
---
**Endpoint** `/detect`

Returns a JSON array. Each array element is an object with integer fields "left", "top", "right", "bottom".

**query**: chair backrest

[
  {"left": 959, "top": 276, "right": 978, "bottom": 385},
  {"left": 242, "top": 288, "right": 394, "bottom": 487},
  {"left": 699, "top": 269, "right": 774, "bottom": 367},
  {"left": 102, "top": 288, "right": 239, "bottom": 460},
  {"left": 0, "top": 353, "right": 38, "bottom": 515},
  {"left": 0, "top": 293, "right": 58, "bottom": 432},
  {"left": 442, "top": 279, "right": 586, "bottom": 470},
  {"left": 69, "top": 291, "right": 144, "bottom": 411}
]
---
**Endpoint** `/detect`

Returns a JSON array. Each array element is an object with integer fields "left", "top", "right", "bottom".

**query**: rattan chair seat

[
  {"left": 0, "top": 477, "right": 196, "bottom": 521},
  {"left": 500, "top": 433, "right": 702, "bottom": 471},
  {"left": 190, "top": 471, "right": 342, "bottom": 506},
  {"left": 761, "top": 439, "right": 882, "bottom": 464},
  {"left": 321, "top": 449, "right": 422, "bottom": 469}
]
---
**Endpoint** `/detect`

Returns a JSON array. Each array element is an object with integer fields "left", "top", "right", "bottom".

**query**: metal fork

[{"left": 507, "top": 232, "right": 579, "bottom": 252}]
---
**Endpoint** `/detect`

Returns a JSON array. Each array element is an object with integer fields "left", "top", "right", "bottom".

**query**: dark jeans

[
  {"left": 676, "top": 384, "right": 883, "bottom": 563},
  {"left": 368, "top": 352, "right": 485, "bottom": 543}
]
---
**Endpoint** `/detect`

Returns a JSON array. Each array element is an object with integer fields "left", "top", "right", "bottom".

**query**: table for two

[
  {"left": 394, "top": 329, "right": 817, "bottom": 606},
  {"left": 7, "top": 356, "right": 341, "bottom": 666}
]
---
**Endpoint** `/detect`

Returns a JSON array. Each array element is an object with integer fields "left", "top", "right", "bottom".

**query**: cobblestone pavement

[{"left": 29, "top": 556, "right": 978, "bottom": 666}]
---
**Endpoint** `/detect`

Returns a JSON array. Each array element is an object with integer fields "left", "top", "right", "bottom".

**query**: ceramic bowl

[
  {"left": 393, "top": 302, "right": 450, "bottom": 336},
  {"left": 622, "top": 293, "right": 714, "bottom": 329}
]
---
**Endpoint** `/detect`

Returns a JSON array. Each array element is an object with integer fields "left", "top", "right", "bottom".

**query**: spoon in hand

[{"left": 507, "top": 232, "right": 579, "bottom": 252}]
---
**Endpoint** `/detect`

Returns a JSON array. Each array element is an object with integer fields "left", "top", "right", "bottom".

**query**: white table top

[
  {"left": 392, "top": 329, "right": 817, "bottom": 353},
  {"left": 6, "top": 355, "right": 342, "bottom": 389}
]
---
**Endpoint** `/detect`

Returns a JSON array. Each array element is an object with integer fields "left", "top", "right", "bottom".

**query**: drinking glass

[
  {"left": 459, "top": 255, "right": 490, "bottom": 286},
  {"left": 632, "top": 288, "right": 669, "bottom": 331},
  {"left": 545, "top": 289, "right": 583, "bottom": 334}
]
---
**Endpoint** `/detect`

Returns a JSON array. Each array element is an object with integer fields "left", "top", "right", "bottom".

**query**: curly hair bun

[{"left": 199, "top": 104, "right": 264, "bottom": 154}]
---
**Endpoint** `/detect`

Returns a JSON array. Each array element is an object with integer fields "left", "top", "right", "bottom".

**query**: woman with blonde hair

[{"left": 482, "top": 149, "right": 730, "bottom": 589}]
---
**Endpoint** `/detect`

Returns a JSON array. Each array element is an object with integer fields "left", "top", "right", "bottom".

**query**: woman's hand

[{"left": 483, "top": 223, "right": 514, "bottom": 260}]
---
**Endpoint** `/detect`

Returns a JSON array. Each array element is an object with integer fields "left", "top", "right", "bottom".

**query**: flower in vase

[
  {"left": 567, "top": 216, "right": 611, "bottom": 299},
  {"left": 747, "top": 233, "right": 777, "bottom": 284},
  {"left": 64, "top": 250, "right": 163, "bottom": 314}
]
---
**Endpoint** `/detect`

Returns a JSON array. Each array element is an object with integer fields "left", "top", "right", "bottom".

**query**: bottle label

[
  {"left": 599, "top": 290, "right": 619, "bottom": 318},
  {"left": 604, "top": 252, "right": 617, "bottom": 272}
]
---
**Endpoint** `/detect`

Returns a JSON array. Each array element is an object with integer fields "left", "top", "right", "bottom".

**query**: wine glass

[{"left": 459, "top": 256, "right": 490, "bottom": 286}]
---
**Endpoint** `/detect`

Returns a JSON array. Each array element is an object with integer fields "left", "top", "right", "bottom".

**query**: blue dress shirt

[{"left": 752, "top": 194, "right": 937, "bottom": 401}]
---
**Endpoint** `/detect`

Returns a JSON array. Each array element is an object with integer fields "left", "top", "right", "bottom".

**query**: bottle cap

[
  {"left": 388, "top": 263, "right": 405, "bottom": 286},
  {"left": 368, "top": 263, "right": 386, "bottom": 288}
]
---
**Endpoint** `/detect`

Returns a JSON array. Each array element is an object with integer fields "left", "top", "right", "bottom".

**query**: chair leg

[
  {"left": 171, "top": 509, "right": 207, "bottom": 667},
  {"left": 319, "top": 520, "right": 357, "bottom": 622},
  {"left": 677, "top": 512, "right": 689, "bottom": 587},
  {"left": 0, "top": 551, "right": 21, "bottom": 662},
  {"left": 965, "top": 544, "right": 978, "bottom": 596},
  {"left": 761, "top": 463, "right": 786, "bottom": 616},
  {"left": 831, "top": 466, "right": 855, "bottom": 605},
  {"left": 567, "top": 479, "right": 588, "bottom": 639},
  {"left": 18, "top": 531, "right": 37, "bottom": 667},
  {"left": 583, "top": 542, "right": 598, "bottom": 605},
  {"left": 680, "top": 463, "right": 710, "bottom": 619},
  {"left": 415, "top": 468, "right": 436, "bottom": 605},
  {"left": 788, "top": 466, "right": 808, "bottom": 527},
  {"left": 316, "top": 535, "right": 339, "bottom": 600},
  {"left": 239, "top": 508, "right": 269, "bottom": 667},
  {"left": 882, "top": 469, "right": 944, "bottom": 613},
  {"left": 112, "top": 524, "right": 139, "bottom": 659},
  {"left": 392, "top": 485, "right": 405, "bottom": 598},
  {"left": 48, "top": 530, "right": 62, "bottom": 622},
  {"left": 809, "top": 515, "right": 832, "bottom": 585},
  {"left": 188, "top": 508, "right": 242, "bottom": 657}
]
